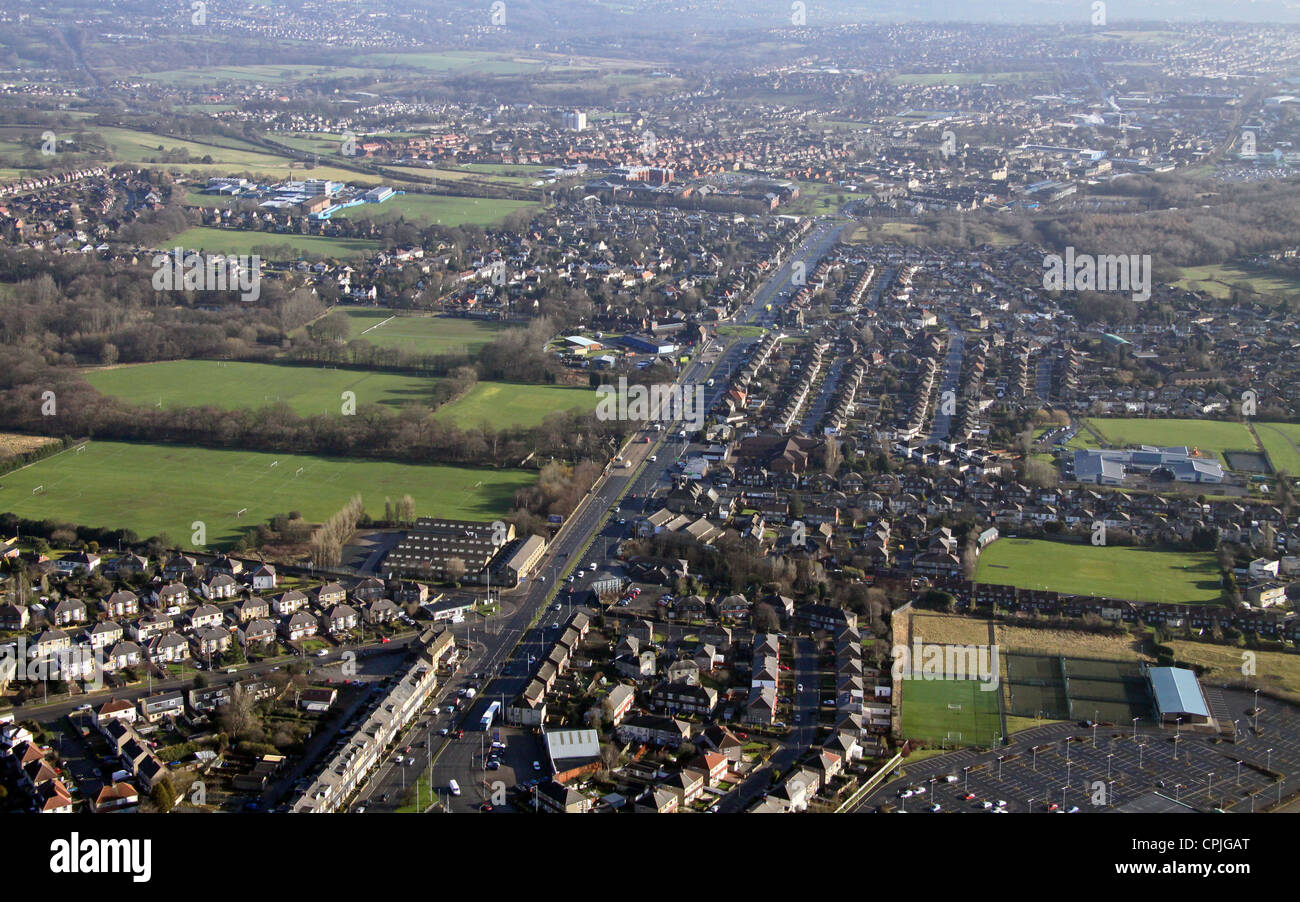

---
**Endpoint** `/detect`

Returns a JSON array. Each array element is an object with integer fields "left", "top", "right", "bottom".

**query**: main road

[{"left": 358, "top": 219, "right": 849, "bottom": 811}]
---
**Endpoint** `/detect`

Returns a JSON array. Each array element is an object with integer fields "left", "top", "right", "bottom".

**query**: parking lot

[{"left": 864, "top": 687, "right": 1300, "bottom": 813}]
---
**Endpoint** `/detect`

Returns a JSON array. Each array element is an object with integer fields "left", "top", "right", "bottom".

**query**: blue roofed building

[{"left": 1145, "top": 665, "right": 1213, "bottom": 727}]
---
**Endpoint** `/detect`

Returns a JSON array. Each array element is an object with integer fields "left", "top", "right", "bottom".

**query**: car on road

[
  {"left": 314, "top": 649, "right": 328, "bottom": 657},
  {"left": 648, "top": 455, "right": 657, "bottom": 461},
  {"left": 448, "top": 780, "right": 461, "bottom": 796},
  {"left": 485, "top": 760, "right": 500, "bottom": 770},
  {"left": 796, "top": 683, "right": 804, "bottom": 692},
  {"left": 439, "top": 728, "right": 449, "bottom": 736},
  {"left": 532, "top": 760, "right": 542, "bottom": 771},
  {"left": 354, "top": 806, "right": 366, "bottom": 813}
]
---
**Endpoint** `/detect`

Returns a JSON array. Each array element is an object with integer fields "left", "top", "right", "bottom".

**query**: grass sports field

[
  {"left": 330, "top": 192, "right": 536, "bottom": 227},
  {"left": 1075, "top": 417, "right": 1252, "bottom": 462},
  {"left": 84, "top": 361, "right": 439, "bottom": 415},
  {"left": 976, "top": 538, "right": 1222, "bottom": 605},
  {"left": 433, "top": 382, "right": 597, "bottom": 429},
  {"left": 341, "top": 308, "right": 504, "bottom": 356},
  {"left": 0, "top": 441, "right": 532, "bottom": 548},
  {"left": 900, "top": 677, "right": 1003, "bottom": 748},
  {"left": 166, "top": 227, "right": 380, "bottom": 261},
  {"left": 1254, "top": 422, "right": 1300, "bottom": 475},
  {"left": 1174, "top": 263, "right": 1300, "bottom": 305}
]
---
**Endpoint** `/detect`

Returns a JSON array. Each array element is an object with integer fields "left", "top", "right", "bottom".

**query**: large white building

[{"left": 1073, "top": 446, "right": 1224, "bottom": 485}]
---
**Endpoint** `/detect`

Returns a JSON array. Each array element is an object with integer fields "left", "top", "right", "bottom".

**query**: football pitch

[
  {"left": 85, "top": 360, "right": 439, "bottom": 416},
  {"left": 976, "top": 538, "right": 1222, "bottom": 605},
  {"left": 433, "top": 381, "right": 598, "bottom": 429},
  {"left": 900, "top": 677, "right": 1003, "bottom": 748},
  {"left": 342, "top": 308, "right": 504, "bottom": 356},
  {"left": 1074, "top": 417, "right": 1253, "bottom": 462},
  {"left": 0, "top": 441, "right": 532, "bottom": 548}
]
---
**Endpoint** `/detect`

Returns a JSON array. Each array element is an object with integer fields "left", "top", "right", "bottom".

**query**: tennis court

[{"left": 1004, "top": 651, "right": 1154, "bottom": 723}]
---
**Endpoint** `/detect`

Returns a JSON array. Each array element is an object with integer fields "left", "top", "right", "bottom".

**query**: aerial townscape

[{"left": 0, "top": 1, "right": 1298, "bottom": 863}]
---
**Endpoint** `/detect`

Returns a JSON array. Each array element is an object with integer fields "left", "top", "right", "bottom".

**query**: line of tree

[{"left": 309, "top": 494, "right": 363, "bottom": 569}]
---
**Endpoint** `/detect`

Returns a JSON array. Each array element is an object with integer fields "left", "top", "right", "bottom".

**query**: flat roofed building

[
  {"left": 385, "top": 518, "right": 515, "bottom": 583},
  {"left": 1073, "top": 446, "right": 1224, "bottom": 485}
]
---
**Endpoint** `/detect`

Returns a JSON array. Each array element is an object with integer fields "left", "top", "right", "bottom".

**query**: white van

[{"left": 448, "top": 780, "right": 461, "bottom": 797}]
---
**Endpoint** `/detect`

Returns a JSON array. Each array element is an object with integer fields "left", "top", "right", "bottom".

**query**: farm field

[
  {"left": 342, "top": 309, "right": 504, "bottom": 356},
  {"left": 135, "top": 64, "right": 379, "bottom": 87},
  {"left": 330, "top": 192, "right": 535, "bottom": 227},
  {"left": 165, "top": 227, "right": 381, "bottom": 261},
  {"left": 84, "top": 361, "right": 440, "bottom": 416},
  {"left": 0, "top": 441, "right": 532, "bottom": 548},
  {"left": 350, "top": 51, "right": 548, "bottom": 75},
  {"left": 433, "top": 382, "right": 597, "bottom": 429},
  {"left": 976, "top": 538, "right": 1222, "bottom": 605},
  {"left": 1076, "top": 417, "right": 1254, "bottom": 462}
]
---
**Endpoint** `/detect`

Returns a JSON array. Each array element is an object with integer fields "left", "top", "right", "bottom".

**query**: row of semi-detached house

[
  {"left": 0, "top": 166, "right": 109, "bottom": 198},
  {"left": 506, "top": 610, "right": 592, "bottom": 727},
  {"left": 924, "top": 574, "right": 1300, "bottom": 640},
  {"left": 743, "top": 632, "right": 780, "bottom": 726},
  {"left": 291, "top": 629, "right": 456, "bottom": 813}
]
